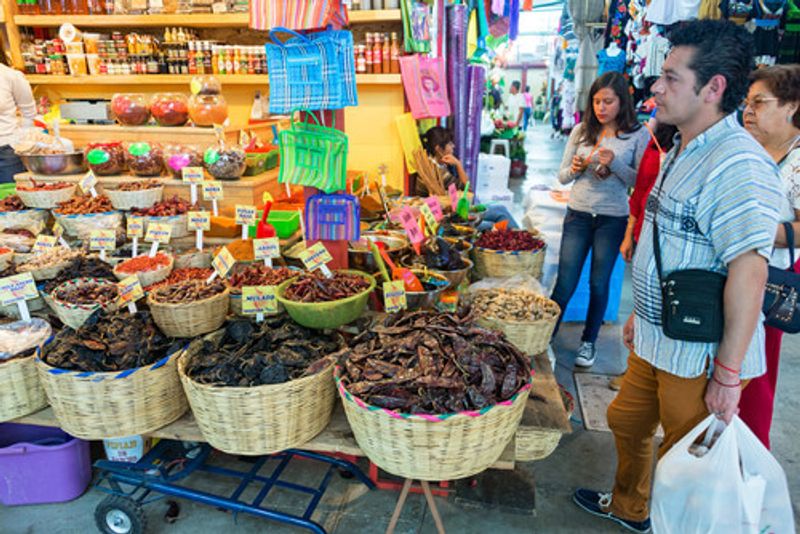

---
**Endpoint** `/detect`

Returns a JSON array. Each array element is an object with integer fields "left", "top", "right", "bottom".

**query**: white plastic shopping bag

[{"left": 652, "top": 415, "right": 794, "bottom": 534}]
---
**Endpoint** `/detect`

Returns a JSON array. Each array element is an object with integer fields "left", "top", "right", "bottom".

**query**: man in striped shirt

[{"left": 572, "top": 20, "right": 783, "bottom": 533}]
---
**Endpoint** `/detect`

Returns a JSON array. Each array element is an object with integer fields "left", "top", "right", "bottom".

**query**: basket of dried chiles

[
  {"left": 105, "top": 180, "right": 164, "bottom": 211},
  {"left": 0, "top": 246, "right": 12, "bottom": 271},
  {"left": 471, "top": 229, "right": 546, "bottom": 280},
  {"left": 0, "top": 319, "right": 51, "bottom": 421},
  {"left": 147, "top": 278, "right": 229, "bottom": 338},
  {"left": 47, "top": 277, "right": 120, "bottom": 330},
  {"left": 52, "top": 194, "right": 122, "bottom": 238},
  {"left": 36, "top": 309, "right": 186, "bottom": 440},
  {"left": 469, "top": 287, "right": 561, "bottom": 355},
  {"left": 0, "top": 195, "right": 49, "bottom": 233},
  {"left": 335, "top": 309, "right": 533, "bottom": 481},
  {"left": 131, "top": 196, "right": 195, "bottom": 239},
  {"left": 227, "top": 265, "right": 296, "bottom": 316},
  {"left": 178, "top": 317, "right": 343, "bottom": 455},
  {"left": 113, "top": 252, "right": 174, "bottom": 288},
  {"left": 16, "top": 181, "right": 76, "bottom": 209},
  {"left": 16, "top": 247, "right": 83, "bottom": 281}
]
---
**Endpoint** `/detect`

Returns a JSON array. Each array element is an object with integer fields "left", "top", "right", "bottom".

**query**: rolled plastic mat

[
  {"left": 464, "top": 64, "right": 486, "bottom": 192},
  {"left": 446, "top": 3, "right": 468, "bottom": 160}
]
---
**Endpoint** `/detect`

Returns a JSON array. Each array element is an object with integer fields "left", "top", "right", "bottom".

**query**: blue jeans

[
  {"left": 0, "top": 145, "right": 24, "bottom": 184},
  {"left": 477, "top": 204, "right": 519, "bottom": 232},
  {"left": 550, "top": 208, "right": 627, "bottom": 343},
  {"left": 523, "top": 108, "right": 532, "bottom": 130}
]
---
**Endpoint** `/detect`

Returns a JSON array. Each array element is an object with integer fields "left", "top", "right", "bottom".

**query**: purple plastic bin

[{"left": 0, "top": 423, "right": 91, "bottom": 506}]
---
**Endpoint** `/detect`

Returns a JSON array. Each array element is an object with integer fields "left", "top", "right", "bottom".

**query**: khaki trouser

[{"left": 606, "top": 351, "right": 745, "bottom": 522}]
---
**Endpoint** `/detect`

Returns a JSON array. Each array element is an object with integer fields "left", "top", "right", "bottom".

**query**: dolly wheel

[{"left": 95, "top": 495, "right": 147, "bottom": 534}]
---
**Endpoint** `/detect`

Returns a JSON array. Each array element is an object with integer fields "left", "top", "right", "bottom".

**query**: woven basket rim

[
  {"left": 334, "top": 366, "right": 534, "bottom": 421},
  {"left": 50, "top": 276, "right": 119, "bottom": 311},
  {"left": 53, "top": 210, "right": 120, "bottom": 218},
  {"left": 0, "top": 207, "right": 47, "bottom": 216},
  {"left": 141, "top": 212, "right": 188, "bottom": 221},
  {"left": 478, "top": 313, "right": 559, "bottom": 327},
  {"left": 473, "top": 245, "right": 546, "bottom": 255},
  {"left": 17, "top": 256, "right": 73, "bottom": 275},
  {"left": 147, "top": 285, "right": 230, "bottom": 309},
  {"left": 35, "top": 343, "right": 183, "bottom": 379},
  {"left": 275, "top": 270, "right": 377, "bottom": 308},
  {"left": 107, "top": 184, "right": 164, "bottom": 193}
]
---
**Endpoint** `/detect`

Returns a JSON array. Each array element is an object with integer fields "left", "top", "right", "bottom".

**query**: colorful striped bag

[
  {"left": 305, "top": 193, "right": 360, "bottom": 241},
  {"left": 249, "top": 0, "right": 348, "bottom": 31},
  {"left": 278, "top": 112, "right": 348, "bottom": 193}
]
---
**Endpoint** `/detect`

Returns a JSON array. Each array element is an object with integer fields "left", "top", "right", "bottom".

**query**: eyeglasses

[{"left": 742, "top": 97, "right": 779, "bottom": 112}]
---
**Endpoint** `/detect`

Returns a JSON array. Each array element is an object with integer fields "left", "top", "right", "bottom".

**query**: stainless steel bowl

[
  {"left": 18, "top": 152, "right": 87, "bottom": 175},
  {"left": 406, "top": 270, "right": 449, "bottom": 310},
  {"left": 443, "top": 237, "right": 474, "bottom": 259},
  {"left": 348, "top": 232, "right": 409, "bottom": 274}
]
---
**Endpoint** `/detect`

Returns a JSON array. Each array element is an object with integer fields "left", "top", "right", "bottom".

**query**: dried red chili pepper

[{"left": 474, "top": 229, "right": 544, "bottom": 252}]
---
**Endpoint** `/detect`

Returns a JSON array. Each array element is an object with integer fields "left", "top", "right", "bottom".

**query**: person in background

[
  {"left": 740, "top": 64, "right": 800, "bottom": 449},
  {"left": 417, "top": 126, "right": 518, "bottom": 231},
  {"left": 550, "top": 71, "right": 649, "bottom": 368},
  {"left": 0, "top": 63, "right": 35, "bottom": 184},
  {"left": 506, "top": 81, "right": 525, "bottom": 127},
  {"left": 573, "top": 20, "right": 782, "bottom": 532},
  {"left": 522, "top": 85, "right": 533, "bottom": 130}
]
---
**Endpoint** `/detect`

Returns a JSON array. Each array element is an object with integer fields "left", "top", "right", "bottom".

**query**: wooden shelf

[
  {"left": 14, "top": 9, "right": 400, "bottom": 27},
  {"left": 27, "top": 73, "right": 401, "bottom": 85}
]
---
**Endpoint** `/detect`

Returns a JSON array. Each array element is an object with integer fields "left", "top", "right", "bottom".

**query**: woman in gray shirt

[{"left": 550, "top": 72, "right": 649, "bottom": 368}]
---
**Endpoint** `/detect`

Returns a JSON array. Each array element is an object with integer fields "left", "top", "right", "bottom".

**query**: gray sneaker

[{"left": 575, "top": 342, "right": 596, "bottom": 367}]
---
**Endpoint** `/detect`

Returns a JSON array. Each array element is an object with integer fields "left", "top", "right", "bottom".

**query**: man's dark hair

[
  {"left": 667, "top": 19, "right": 755, "bottom": 115},
  {"left": 511, "top": 81, "right": 521, "bottom": 91}
]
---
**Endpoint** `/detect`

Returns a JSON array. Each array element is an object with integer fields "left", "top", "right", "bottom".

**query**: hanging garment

[
  {"left": 778, "top": 0, "right": 800, "bottom": 63},
  {"left": 721, "top": 0, "right": 755, "bottom": 19},
  {"left": 698, "top": 0, "right": 723, "bottom": 18},
  {"left": 605, "top": 0, "right": 633, "bottom": 49},
  {"left": 646, "top": 0, "right": 702, "bottom": 25},
  {"left": 597, "top": 48, "right": 627, "bottom": 75},
  {"left": 641, "top": 34, "right": 670, "bottom": 78}
]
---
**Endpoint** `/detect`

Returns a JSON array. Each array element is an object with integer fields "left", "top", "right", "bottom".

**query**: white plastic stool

[{"left": 489, "top": 139, "right": 511, "bottom": 158}]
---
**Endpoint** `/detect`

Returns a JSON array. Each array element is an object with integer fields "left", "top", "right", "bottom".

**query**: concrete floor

[{"left": 2, "top": 125, "right": 798, "bottom": 533}]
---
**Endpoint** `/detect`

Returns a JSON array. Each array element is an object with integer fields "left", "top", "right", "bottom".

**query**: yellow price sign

[
  {"left": 212, "top": 246, "right": 235, "bottom": 279},
  {"left": 420, "top": 203, "right": 438, "bottom": 233},
  {"left": 298, "top": 242, "right": 333, "bottom": 273},
  {"left": 32, "top": 234, "right": 57, "bottom": 255},
  {"left": 89, "top": 229, "right": 116, "bottom": 251},
  {"left": 262, "top": 191, "right": 274, "bottom": 204},
  {"left": 79, "top": 170, "right": 98, "bottom": 195},
  {"left": 53, "top": 221, "right": 65, "bottom": 240},
  {"left": 117, "top": 275, "right": 144, "bottom": 306},
  {"left": 145, "top": 223, "right": 172, "bottom": 244},
  {"left": 253, "top": 238, "right": 280, "bottom": 260},
  {"left": 187, "top": 211, "right": 211, "bottom": 231},
  {"left": 235, "top": 205, "right": 258, "bottom": 226},
  {"left": 241, "top": 286, "right": 278, "bottom": 315},
  {"left": 202, "top": 182, "right": 224, "bottom": 201},
  {"left": 383, "top": 280, "right": 407, "bottom": 313},
  {"left": 0, "top": 273, "right": 38, "bottom": 307},
  {"left": 127, "top": 215, "right": 144, "bottom": 239},
  {"left": 181, "top": 166, "right": 204, "bottom": 184}
]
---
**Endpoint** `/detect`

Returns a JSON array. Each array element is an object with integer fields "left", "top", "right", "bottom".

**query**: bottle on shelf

[
  {"left": 355, "top": 45, "right": 366, "bottom": 73},
  {"left": 382, "top": 32, "right": 390, "bottom": 74},
  {"left": 390, "top": 32, "right": 400, "bottom": 73},
  {"left": 37, "top": 0, "right": 63, "bottom": 15},
  {"left": 364, "top": 33, "right": 373, "bottom": 74},
  {"left": 18, "top": 0, "right": 41, "bottom": 15},
  {"left": 372, "top": 32, "right": 382, "bottom": 74}
]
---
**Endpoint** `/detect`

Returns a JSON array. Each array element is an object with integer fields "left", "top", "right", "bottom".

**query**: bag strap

[
  {"left": 784, "top": 222, "right": 796, "bottom": 269},
  {"left": 269, "top": 27, "right": 311, "bottom": 47},
  {"left": 651, "top": 153, "right": 679, "bottom": 287}
]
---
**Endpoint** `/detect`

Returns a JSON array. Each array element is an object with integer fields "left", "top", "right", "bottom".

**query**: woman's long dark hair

[
  {"left": 421, "top": 126, "right": 453, "bottom": 157},
  {"left": 579, "top": 72, "right": 641, "bottom": 146}
]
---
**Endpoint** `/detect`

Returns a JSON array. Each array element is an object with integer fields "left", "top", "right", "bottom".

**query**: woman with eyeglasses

[{"left": 740, "top": 64, "right": 800, "bottom": 449}]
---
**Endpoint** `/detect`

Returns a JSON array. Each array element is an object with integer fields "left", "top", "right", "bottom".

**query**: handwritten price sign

[
  {"left": 127, "top": 216, "right": 144, "bottom": 238},
  {"left": 89, "top": 229, "right": 116, "bottom": 251},
  {"left": 32, "top": 235, "right": 57, "bottom": 255},
  {"left": 181, "top": 166, "right": 204, "bottom": 184},
  {"left": 0, "top": 273, "right": 38, "bottom": 307},
  {"left": 383, "top": 280, "right": 407, "bottom": 313},
  {"left": 299, "top": 242, "right": 333, "bottom": 274},
  {"left": 253, "top": 238, "right": 280, "bottom": 260},
  {"left": 117, "top": 275, "right": 144, "bottom": 306},
  {"left": 202, "top": 182, "right": 224, "bottom": 201},
  {"left": 145, "top": 223, "right": 172, "bottom": 244},
  {"left": 424, "top": 196, "right": 444, "bottom": 221},
  {"left": 212, "top": 246, "right": 235, "bottom": 278},
  {"left": 241, "top": 286, "right": 278, "bottom": 315},
  {"left": 397, "top": 208, "right": 424, "bottom": 246},
  {"left": 187, "top": 211, "right": 211, "bottom": 231}
]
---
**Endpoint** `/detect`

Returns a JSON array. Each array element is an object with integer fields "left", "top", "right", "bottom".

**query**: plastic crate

[
  {"left": 247, "top": 210, "right": 300, "bottom": 239},
  {"left": 0, "top": 183, "right": 16, "bottom": 200},
  {"left": 0, "top": 423, "right": 91, "bottom": 505},
  {"left": 562, "top": 252, "right": 624, "bottom": 323}
]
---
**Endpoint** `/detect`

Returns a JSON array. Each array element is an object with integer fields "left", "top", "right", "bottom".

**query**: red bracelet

[
  {"left": 713, "top": 358, "right": 740, "bottom": 375},
  {"left": 712, "top": 375, "right": 742, "bottom": 388}
]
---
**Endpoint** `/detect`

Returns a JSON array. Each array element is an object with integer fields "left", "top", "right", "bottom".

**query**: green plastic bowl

[
  {"left": 275, "top": 269, "right": 376, "bottom": 329},
  {"left": 0, "top": 183, "right": 16, "bottom": 200},
  {"left": 248, "top": 210, "right": 300, "bottom": 239}
]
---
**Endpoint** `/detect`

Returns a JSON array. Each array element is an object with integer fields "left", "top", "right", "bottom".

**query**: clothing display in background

[
  {"left": 597, "top": 44, "right": 626, "bottom": 75},
  {"left": 778, "top": 0, "right": 800, "bottom": 63},
  {"left": 721, "top": 0, "right": 755, "bottom": 20},
  {"left": 561, "top": 80, "right": 577, "bottom": 131},
  {"left": 645, "top": 0, "right": 701, "bottom": 25},
  {"left": 753, "top": 0, "right": 785, "bottom": 65},
  {"left": 605, "top": 0, "right": 633, "bottom": 49},
  {"left": 567, "top": 0, "right": 605, "bottom": 110},
  {"left": 640, "top": 31, "right": 670, "bottom": 78},
  {"left": 698, "top": 0, "right": 723, "bottom": 18}
]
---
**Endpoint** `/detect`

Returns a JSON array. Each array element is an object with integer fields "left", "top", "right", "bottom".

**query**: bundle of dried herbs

[
  {"left": 184, "top": 317, "right": 342, "bottom": 387},
  {"left": 337, "top": 310, "right": 531, "bottom": 414},
  {"left": 41, "top": 310, "right": 179, "bottom": 372}
]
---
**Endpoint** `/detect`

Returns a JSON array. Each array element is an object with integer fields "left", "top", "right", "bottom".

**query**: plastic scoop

[
  {"left": 256, "top": 200, "right": 276, "bottom": 239},
  {"left": 376, "top": 242, "right": 424, "bottom": 292},
  {"left": 456, "top": 182, "right": 470, "bottom": 221},
  {"left": 370, "top": 241, "right": 391, "bottom": 283},
  {"left": 493, "top": 220, "right": 509, "bottom": 231}
]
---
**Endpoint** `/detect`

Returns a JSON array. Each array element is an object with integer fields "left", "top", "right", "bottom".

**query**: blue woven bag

[
  {"left": 265, "top": 28, "right": 343, "bottom": 114},
  {"left": 308, "top": 30, "right": 358, "bottom": 108}
]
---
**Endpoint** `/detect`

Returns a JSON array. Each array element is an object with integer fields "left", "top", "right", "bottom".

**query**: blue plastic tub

[{"left": 562, "top": 252, "right": 624, "bottom": 323}]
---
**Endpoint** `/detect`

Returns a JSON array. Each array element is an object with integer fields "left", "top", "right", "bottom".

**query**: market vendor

[
  {"left": 0, "top": 63, "right": 35, "bottom": 184},
  {"left": 418, "top": 126, "right": 519, "bottom": 231}
]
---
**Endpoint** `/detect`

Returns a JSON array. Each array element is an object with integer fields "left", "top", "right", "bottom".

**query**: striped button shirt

[{"left": 632, "top": 114, "right": 783, "bottom": 379}]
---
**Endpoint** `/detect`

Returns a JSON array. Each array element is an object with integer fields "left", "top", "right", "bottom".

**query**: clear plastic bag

[{"left": 0, "top": 318, "right": 52, "bottom": 361}]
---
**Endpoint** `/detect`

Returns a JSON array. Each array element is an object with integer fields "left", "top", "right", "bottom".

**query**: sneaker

[
  {"left": 572, "top": 489, "right": 652, "bottom": 533},
  {"left": 574, "top": 342, "right": 596, "bottom": 367},
  {"left": 609, "top": 375, "right": 624, "bottom": 391}
]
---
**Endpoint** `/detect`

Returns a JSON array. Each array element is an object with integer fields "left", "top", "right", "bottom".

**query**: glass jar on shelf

[
  {"left": 85, "top": 142, "right": 126, "bottom": 175},
  {"left": 164, "top": 145, "right": 203, "bottom": 178},
  {"left": 110, "top": 93, "right": 150, "bottom": 126},
  {"left": 204, "top": 145, "right": 245, "bottom": 180},
  {"left": 150, "top": 93, "right": 189, "bottom": 126},
  {"left": 188, "top": 94, "right": 228, "bottom": 127},
  {"left": 126, "top": 142, "right": 165, "bottom": 176}
]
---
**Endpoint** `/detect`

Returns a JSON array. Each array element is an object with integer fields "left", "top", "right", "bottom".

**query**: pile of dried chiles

[
  {"left": 54, "top": 194, "right": 115, "bottom": 215},
  {"left": 42, "top": 310, "right": 179, "bottom": 372},
  {"left": 474, "top": 229, "right": 544, "bottom": 252},
  {"left": 43, "top": 256, "right": 116, "bottom": 293},
  {"left": 228, "top": 265, "right": 296, "bottom": 293},
  {"left": 337, "top": 310, "right": 531, "bottom": 413},
  {"left": 184, "top": 317, "right": 342, "bottom": 386},
  {"left": 0, "top": 195, "right": 25, "bottom": 212},
  {"left": 116, "top": 252, "right": 172, "bottom": 274},
  {"left": 150, "top": 278, "right": 226, "bottom": 304},
  {"left": 131, "top": 196, "right": 194, "bottom": 217},
  {"left": 114, "top": 180, "right": 161, "bottom": 192},
  {"left": 17, "top": 181, "right": 72, "bottom": 192},
  {"left": 283, "top": 271, "right": 371, "bottom": 303},
  {"left": 145, "top": 267, "right": 213, "bottom": 292},
  {"left": 53, "top": 280, "right": 118, "bottom": 306}
]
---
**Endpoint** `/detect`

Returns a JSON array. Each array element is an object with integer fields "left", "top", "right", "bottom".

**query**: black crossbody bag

[
  {"left": 763, "top": 222, "right": 800, "bottom": 333},
  {"left": 651, "top": 160, "right": 726, "bottom": 343}
]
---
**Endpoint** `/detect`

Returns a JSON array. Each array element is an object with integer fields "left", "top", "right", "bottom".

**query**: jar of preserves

[
  {"left": 188, "top": 94, "right": 228, "bottom": 127},
  {"left": 85, "top": 141, "right": 126, "bottom": 175},
  {"left": 126, "top": 142, "right": 164, "bottom": 176},
  {"left": 204, "top": 145, "right": 245, "bottom": 180},
  {"left": 110, "top": 93, "right": 150, "bottom": 126},
  {"left": 189, "top": 74, "right": 222, "bottom": 96},
  {"left": 150, "top": 92, "right": 189, "bottom": 126},
  {"left": 164, "top": 145, "right": 203, "bottom": 178}
]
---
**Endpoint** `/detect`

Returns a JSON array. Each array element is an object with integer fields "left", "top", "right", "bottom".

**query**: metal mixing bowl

[
  {"left": 348, "top": 232, "right": 409, "bottom": 274},
  {"left": 18, "top": 152, "right": 87, "bottom": 175}
]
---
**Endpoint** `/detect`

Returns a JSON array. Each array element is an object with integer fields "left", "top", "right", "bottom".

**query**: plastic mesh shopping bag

[{"left": 278, "top": 112, "right": 348, "bottom": 194}]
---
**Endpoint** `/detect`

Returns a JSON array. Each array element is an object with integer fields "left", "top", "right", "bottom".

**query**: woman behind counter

[{"left": 0, "top": 63, "right": 35, "bottom": 184}]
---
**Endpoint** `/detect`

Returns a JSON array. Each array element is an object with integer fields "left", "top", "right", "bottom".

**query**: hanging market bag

[
  {"left": 278, "top": 112, "right": 348, "bottom": 193},
  {"left": 48, "top": 277, "right": 120, "bottom": 330},
  {"left": 0, "top": 319, "right": 51, "bottom": 422},
  {"left": 106, "top": 185, "right": 163, "bottom": 211},
  {"left": 308, "top": 29, "right": 358, "bottom": 108},
  {"left": 249, "top": 0, "right": 348, "bottom": 32},
  {"left": 265, "top": 28, "right": 343, "bottom": 114},
  {"left": 305, "top": 193, "right": 360, "bottom": 241},
  {"left": 36, "top": 347, "right": 187, "bottom": 440},
  {"left": 335, "top": 367, "right": 533, "bottom": 481},
  {"left": 16, "top": 184, "right": 76, "bottom": 209},
  {"left": 399, "top": 55, "right": 451, "bottom": 119},
  {"left": 178, "top": 334, "right": 336, "bottom": 455}
]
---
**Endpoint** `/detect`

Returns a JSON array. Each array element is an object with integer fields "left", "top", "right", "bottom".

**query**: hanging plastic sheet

[
  {"left": 395, "top": 113, "right": 423, "bottom": 174},
  {"left": 463, "top": 65, "right": 486, "bottom": 192},
  {"left": 446, "top": 3, "right": 468, "bottom": 160}
]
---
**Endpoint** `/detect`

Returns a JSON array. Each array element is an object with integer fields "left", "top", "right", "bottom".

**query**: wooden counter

[{"left": 14, "top": 354, "right": 570, "bottom": 469}]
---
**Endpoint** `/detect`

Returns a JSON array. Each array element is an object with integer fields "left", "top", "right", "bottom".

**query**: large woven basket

[
  {"left": 35, "top": 349, "right": 188, "bottom": 440},
  {"left": 16, "top": 256, "right": 76, "bottom": 282},
  {"left": 0, "top": 249, "right": 12, "bottom": 270},
  {"left": 106, "top": 186, "right": 163, "bottom": 211},
  {"left": 148, "top": 286, "right": 229, "bottom": 338},
  {"left": 475, "top": 307, "right": 560, "bottom": 356},
  {"left": 174, "top": 250, "right": 212, "bottom": 269},
  {"left": 53, "top": 211, "right": 123, "bottom": 238},
  {"left": 114, "top": 254, "right": 174, "bottom": 287},
  {"left": 16, "top": 185, "right": 76, "bottom": 209},
  {"left": 178, "top": 337, "right": 336, "bottom": 455},
  {"left": 515, "top": 386, "right": 572, "bottom": 462},
  {"left": 0, "top": 209, "right": 49, "bottom": 233},
  {"left": 143, "top": 213, "right": 189, "bottom": 239},
  {"left": 0, "top": 354, "right": 48, "bottom": 422},
  {"left": 336, "top": 367, "right": 533, "bottom": 481},
  {"left": 49, "top": 277, "right": 119, "bottom": 330},
  {"left": 471, "top": 245, "right": 546, "bottom": 280}
]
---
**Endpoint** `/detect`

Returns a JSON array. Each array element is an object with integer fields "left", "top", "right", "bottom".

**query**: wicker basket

[
  {"left": 114, "top": 254, "right": 174, "bottom": 287},
  {"left": 0, "top": 209, "right": 49, "bottom": 233},
  {"left": 49, "top": 277, "right": 119, "bottom": 330},
  {"left": 0, "top": 249, "right": 12, "bottom": 270},
  {"left": 148, "top": 286, "right": 229, "bottom": 338},
  {"left": 475, "top": 309, "right": 559, "bottom": 356},
  {"left": 0, "top": 293, "right": 46, "bottom": 318},
  {"left": 0, "top": 354, "right": 48, "bottom": 422},
  {"left": 178, "top": 337, "right": 336, "bottom": 455},
  {"left": 36, "top": 349, "right": 188, "bottom": 440},
  {"left": 174, "top": 250, "right": 212, "bottom": 269},
  {"left": 514, "top": 426, "right": 563, "bottom": 462},
  {"left": 16, "top": 185, "right": 76, "bottom": 209},
  {"left": 471, "top": 245, "right": 546, "bottom": 280},
  {"left": 16, "top": 255, "right": 77, "bottom": 281},
  {"left": 53, "top": 211, "right": 123, "bottom": 238},
  {"left": 106, "top": 186, "right": 163, "bottom": 211},
  {"left": 143, "top": 213, "right": 189, "bottom": 239},
  {"left": 336, "top": 367, "right": 533, "bottom": 481}
]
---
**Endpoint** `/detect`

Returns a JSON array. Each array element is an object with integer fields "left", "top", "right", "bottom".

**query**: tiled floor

[{"left": 2, "top": 125, "right": 797, "bottom": 533}]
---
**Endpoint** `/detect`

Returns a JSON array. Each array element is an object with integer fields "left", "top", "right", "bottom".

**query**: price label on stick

[
  {"left": 182, "top": 167, "right": 204, "bottom": 184},
  {"left": 0, "top": 272, "right": 37, "bottom": 321},
  {"left": 202, "top": 182, "right": 224, "bottom": 201},
  {"left": 424, "top": 196, "right": 444, "bottom": 221},
  {"left": 253, "top": 237, "right": 280, "bottom": 267},
  {"left": 32, "top": 234, "right": 57, "bottom": 255},
  {"left": 89, "top": 229, "right": 116, "bottom": 260},
  {"left": 235, "top": 204, "right": 257, "bottom": 239},
  {"left": 210, "top": 246, "right": 235, "bottom": 281},
  {"left": 397, "top": 208, "right": 424, "bottom": 247},
  {"left": 117, "top": 275, "right": 144, "bottom": 313},
  {"left": 187, "top": 211, "right": 211, "bottom": 231},
  {"left": 299, "top": 242, "right": 334, "bottom": 277},
  {"left": 383, "top": 280, "right": 407, "bottom": 313},
  {"left": 241, "top": 285, "right": 278, "bottom": 320},
  {"left": 127, "top": 216, "right": 144, "bottom": 239},
  {"left": 80, "top": 170, "right": 99, "bottom": 197},
  {"left": 145, "top": 223, "right": 172, "bottom": 257},
  {"left": 420, "top": 203, "right": 438, "bottom": 232},
  {"left": 448, "top": 183, "right": 459, "bottom": 210}
]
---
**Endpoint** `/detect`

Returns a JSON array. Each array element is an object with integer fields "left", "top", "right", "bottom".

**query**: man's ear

[{"left": 703, "top": 74, "right": 728, "bottom": 108}]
